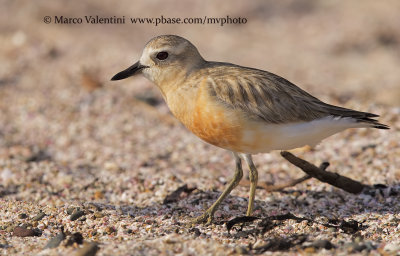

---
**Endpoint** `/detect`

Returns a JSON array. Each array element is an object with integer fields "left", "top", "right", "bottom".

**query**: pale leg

[
  {"left": 192, "top": 152, "right": 243, "bottom": 224},
  {"left": 244, "top": 154, "right": 258, "bottom": 216}
]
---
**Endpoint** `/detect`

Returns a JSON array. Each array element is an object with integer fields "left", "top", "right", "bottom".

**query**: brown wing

[{"left": 204, "top": 62, "right": 389, "bottom": 129}]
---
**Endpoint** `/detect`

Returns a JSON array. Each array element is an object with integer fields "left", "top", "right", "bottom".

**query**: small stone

[
  {"left": 345, "top": 241, "right": 374, "bottom": 253},
  {"left": 311, "top": 239, "right": 334, "bottom": 249},
  {"left": 21, "top": 223, "right": 32, "bottom": 228},
  {"left": 93, "top": 191, "right": 104, "bottom": 200},
  {"left": 0, "top": 239, "right": 9, "bottom": 249},
  {"left": 363, "top": 241, "right": 375, "bottom": 251},
  {"left": 65, "top": 232, "right": 84, "bottom": 247},
  {"left": 93, "top": 212, "right": 104, "bottom": 219},
  {"left": 328, "top": 227, "right": 336, "bottom": 232},
  {"left": 67, "top": 207, "right": 76, "bottom": 215},
  {"left": 80, "top": 71, "right": 103, "bottom": 92},
  {"left": 354, "top": 236, "right": 363, "bottom": 243},
  {"left": 253, "top": 240, "right": 266, "bottom": 248},
  {"left": 352, "top": 243, "right": 367, "bottom": 252},
  {"left": 105, "top": 226, "right": 116, "bottom": 234},
  {"left": 74, "top": 242, "right": 99, "bottom": 256},
  {"left": 104, "top": 162, "right": 120, "bottom": 172},
  {"left": 44, "top": 231, "right": 66, "bottom": 249},
  {"left": 234, "top": 231, "right": 248, "bottom": 238},
  {"left": 304, "top": 247, "right": 316, "bottom": 253},
  {"left": 32, "top": 212, "right": 46, "bottom": 221},
  {"left": 13, "top": 226, "right": 36, "bottom": 237},
  {"left": 235, "top": 247, "right": 248, "bottom": 254},
  {"left": 292, "top": 191, "right": 301, "bottom": 197},
  {"left": 164, "top": 234, "right": 178, "bottom": 244},
  {"left": 190, "top": 227, "right": 201, "bottom": 237},
  {"left": 344, "top": 242, "right": 356, "bottom": 251},
  {"left": 6, "top": 225, "right": 14, "bottom": 233},
  {"left": 87, "top": 203, "right": 102, "bottom": 212},
  {"left": 18, "top": 213, "right": 28, "bottom": 219},
  {"left": 70, "top": 211, "right": 85, "bottom": 221}
]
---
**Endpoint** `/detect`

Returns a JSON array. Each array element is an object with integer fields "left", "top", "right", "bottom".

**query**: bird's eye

[{"left": 156, "top": 51, "right": 168, "bottom": 60}]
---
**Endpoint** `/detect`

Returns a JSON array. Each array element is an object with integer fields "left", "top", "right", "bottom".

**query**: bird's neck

[{"left": 159, "top": 73, "right": 201, "bottom": 127}]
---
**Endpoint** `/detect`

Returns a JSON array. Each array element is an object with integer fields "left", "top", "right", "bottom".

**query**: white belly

[{"left": 237, "top": 116, "right": 366, "bottom": 154}]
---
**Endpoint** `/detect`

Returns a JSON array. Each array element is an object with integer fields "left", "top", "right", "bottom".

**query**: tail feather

[
  {"left": 317, "top": 102, "right": 390, "bottom": 130},
  {"left": 373, "top": 124, "right": 390, "bottom": 129},
  {"left": 356, "top": 117, "right": 390, "bottom": 130}
]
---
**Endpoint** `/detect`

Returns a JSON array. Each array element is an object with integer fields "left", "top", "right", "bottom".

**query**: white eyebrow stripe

[{"left": 148, "top": 47, "right": 171, "bottom": 54}]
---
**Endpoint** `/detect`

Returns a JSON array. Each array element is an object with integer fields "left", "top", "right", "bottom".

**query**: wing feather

[{"left": 203, "top": 62, "right": 389, "bottom": 129}]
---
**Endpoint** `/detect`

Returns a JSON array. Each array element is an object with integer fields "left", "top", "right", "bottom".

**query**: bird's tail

[
  {"left": 355, "top": 114, "right": 390, "bottom": 130},
  {"left": 317, "top": 102, "right": 390, "bottom": 130}
]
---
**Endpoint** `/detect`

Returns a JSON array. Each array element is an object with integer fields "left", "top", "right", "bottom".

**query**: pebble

[
  {"left": 88, "top": 230, "right": 97, "bottom": 238},
  {"left": 74, "top": 242, "right": 99, "bottom": 256},
  {"left": 65, "top": 232, "right": 84, "bottom": 247},
  {"left": 310, "top": 239, "right": 334, "bottom": 249},
  {"left": 345, "top": 241, "right": 375, "bottom": 252},
  {"left": 0, "top": 239, "right": 9, "bottom": 249},
  {"left": 235, "top": 247, "right": 249, "bottom": 254},
  {"left": 13, "top": 226, "right": 36, "bottom": 237},
  {"left": 67, "top": 207, "right": 77, "bottom": 215},
  {"left": 190, "top": 227, "right": 201, "bottom": 237},
  {"left": 6, "top": 225, "right": 14, "bottom": 233},
  {"left": 44, "top": 231, "right": 66, "bottom": 249},
  {"left": 93, "top": 191, "right": 104, "bottom": 200},
  {"left": 70, "top": 211, "right": 85, "bottom": 221},
  {"left": 234, "top": 231, "right": 249, "bottom": 239},
  {"left": 105, "top": 226, "right": 116, "bottom": 234},
  {"left": 1, "top": 168, "right": 13, "bottom": 185},
  {"left": 93, "top": 212, "right": 104, "bottom": 219},
  {"left": 303, "top": 247, "right": 316, "bottom": 253},
  {"left": 32, "top": 212, "right": 46, "bottom": 221},
  {"left": 18, "top": 213, "right": 28, "bottom": 219},
  {"left": 352, "top": 243, "right": 367, "bottom": 252}
]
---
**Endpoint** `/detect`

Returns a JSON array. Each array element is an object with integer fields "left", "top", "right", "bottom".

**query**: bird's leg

[
  {"left": 244, "top": 154, "right": 258, "bottom": 216},
  {"left": 192, "top": 152, "right": 243, "bottom": 224}
]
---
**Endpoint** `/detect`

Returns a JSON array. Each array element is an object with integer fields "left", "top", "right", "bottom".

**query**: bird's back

[{"left": 197, "top": 62, "right": 388, "bottom": 128}]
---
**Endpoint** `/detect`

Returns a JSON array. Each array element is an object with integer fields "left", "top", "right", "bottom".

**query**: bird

[{"left": 111, "top": 35, "right": 389, "bottom": 224}]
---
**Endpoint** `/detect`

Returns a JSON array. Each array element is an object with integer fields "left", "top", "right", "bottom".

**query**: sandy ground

[{"left": 1, "top": 0, "right": 400, "bottom": 255}]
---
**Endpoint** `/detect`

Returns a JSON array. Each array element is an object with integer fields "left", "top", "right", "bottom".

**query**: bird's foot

[{"left": 191, "top": 209, "right": 215, "bottom": 225}]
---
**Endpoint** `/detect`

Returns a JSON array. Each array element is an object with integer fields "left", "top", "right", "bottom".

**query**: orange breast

[
  {"left": 186, "top": 83, "right": 244, "bottom": 151},
  {"left": 165, "top": 79, "right": 265, "bottom": 153}
]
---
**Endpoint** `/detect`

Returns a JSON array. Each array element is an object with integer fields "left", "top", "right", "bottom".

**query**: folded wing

[{"left": 205, "top": 63, "right": 389, "bottom": 130}]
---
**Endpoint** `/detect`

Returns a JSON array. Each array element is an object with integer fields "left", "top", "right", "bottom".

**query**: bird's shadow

[{"left": 97, "top": 182, "right": 400, "bottom": 226}]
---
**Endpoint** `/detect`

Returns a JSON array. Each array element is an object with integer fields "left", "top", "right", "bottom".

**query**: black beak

[{"left": 111, "top": 61, "right": 147, "bottom": 81}]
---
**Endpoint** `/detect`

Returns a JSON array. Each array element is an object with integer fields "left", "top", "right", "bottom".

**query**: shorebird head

[{"left": 111, "top": 35, "right": 205, "bottom": 86}]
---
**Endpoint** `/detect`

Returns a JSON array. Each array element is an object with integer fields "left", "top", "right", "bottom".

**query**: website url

[
  {"left": 131, "top": 15, "right": 247, "bottom": 26},
  {"left": 45, "top": 15, "right": 247, "bottom": 26}
]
